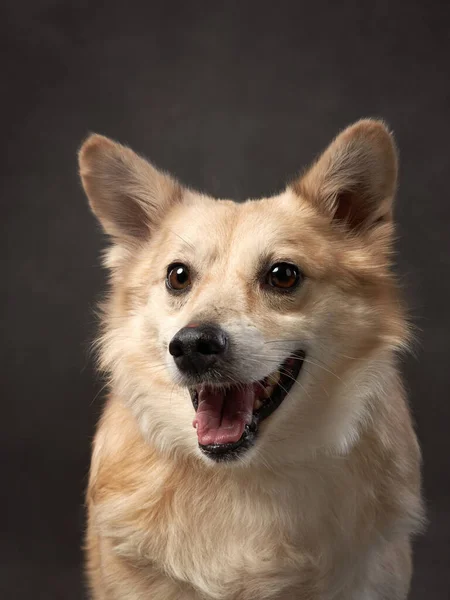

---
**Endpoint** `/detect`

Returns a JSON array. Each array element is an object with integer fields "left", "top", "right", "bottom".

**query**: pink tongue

[{"left": 193, "top": 384, "right": 255, "bottom": 445}]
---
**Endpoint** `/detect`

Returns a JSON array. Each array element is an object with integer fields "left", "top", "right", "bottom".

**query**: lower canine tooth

[
  {"left": 264, "top": 385, "right": 275, "bottom": 398},
  {"left": 268, "top": 371, "right": 281, "bottom": 386},
  {"left": 254, "top": 398, "right": 263, "bottom": 410}
]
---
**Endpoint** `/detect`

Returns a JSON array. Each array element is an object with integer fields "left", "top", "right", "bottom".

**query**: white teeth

[
  {"left": 264, "top": 384, "right": 275, "bottom": 398},
  {"left": 268, "top": 371, "right": 281, "bottom": 386},
  {"left": 253, "top": 371, "right": 280, "bottom": 411},
  {"left": 253, "top": 397, "right": 263, "bottom": 410}
]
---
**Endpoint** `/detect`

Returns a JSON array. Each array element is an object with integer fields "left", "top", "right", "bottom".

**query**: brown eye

[
  {"left": 266, "top": 262, "right": 302, "bottom": 290},
  {"left": 166, "top": 263, "right": 191, "bottom": 292}
]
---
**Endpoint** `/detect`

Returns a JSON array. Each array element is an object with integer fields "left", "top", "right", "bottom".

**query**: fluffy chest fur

[{"left": 87, "top": 399, "right": 421, "bottom": 600}]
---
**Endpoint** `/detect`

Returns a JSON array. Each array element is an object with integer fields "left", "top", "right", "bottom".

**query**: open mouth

[{"left": 190, "top": 351, "right": 305, "bottom": 462}]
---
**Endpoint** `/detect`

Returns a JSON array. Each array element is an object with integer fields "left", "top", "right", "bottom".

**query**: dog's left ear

[{"left": 291, "top": 119, "right": 398, "bottom": 230}]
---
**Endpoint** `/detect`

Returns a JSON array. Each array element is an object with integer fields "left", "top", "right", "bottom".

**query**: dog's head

[{"left": 80, "top": 120, "right": 407, "bottom": 466}]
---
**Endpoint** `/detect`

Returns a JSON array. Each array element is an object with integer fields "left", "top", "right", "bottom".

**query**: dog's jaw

[{"left": 189, "top": 351, "right": 305, "bottom": 462}]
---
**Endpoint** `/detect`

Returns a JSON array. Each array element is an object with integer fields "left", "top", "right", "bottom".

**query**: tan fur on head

[{"left": 80, "top": 120, "right": 424, "bottom": 600}]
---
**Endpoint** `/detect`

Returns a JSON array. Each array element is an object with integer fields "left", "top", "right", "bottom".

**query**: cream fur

[{"left": 79, "top": 120, "right": 424, "bottom": 599}]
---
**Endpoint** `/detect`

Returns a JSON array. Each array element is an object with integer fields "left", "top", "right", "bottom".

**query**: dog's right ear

[
  {"left": 78, "top": 135, "right": 182, "bottom": 244},
  {"left": 290, "top": 119, "right": 398, "bottom": 231}
]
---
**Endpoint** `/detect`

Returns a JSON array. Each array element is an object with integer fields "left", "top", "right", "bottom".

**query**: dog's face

[{"left": 80, "top": 120, "right": 407, "bottom": 466}]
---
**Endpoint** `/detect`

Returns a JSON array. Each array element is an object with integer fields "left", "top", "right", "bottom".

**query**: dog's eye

[
  {"left": 266, "top": 263, "right": 302, "bottom": 290},
  {"left": 166, "top": 263, "right": 191, "bottom": 292}
]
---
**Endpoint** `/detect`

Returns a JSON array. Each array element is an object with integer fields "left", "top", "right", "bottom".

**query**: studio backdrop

[{"left": 2, "top": 1, "right": 449, "bottom": 598}]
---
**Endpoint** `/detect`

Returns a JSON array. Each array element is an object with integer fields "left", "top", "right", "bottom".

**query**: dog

[{"left": 79, "top": 119, "right": 424, "bottom": 599}]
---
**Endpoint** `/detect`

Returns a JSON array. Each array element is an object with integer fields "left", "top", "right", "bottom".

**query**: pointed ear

[
  {"left": 291, "top": 119, "right": 398, "bottom": 230},
  {"left": 78, "top": 134, "right": 182, "bottom": 243}
]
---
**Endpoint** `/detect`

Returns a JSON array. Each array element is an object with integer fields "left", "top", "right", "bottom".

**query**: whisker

[
  {"left": 167, "top": 228, "right": 196, "bottom": 251},
  {"left": 90, "top": 379, "right": 110, "bottom": 407},
  {"left": 301, "top": 358, "right": 343, "bottom": 382},
  {"left": 247, "top": 352, "right": 342, "bottom": 382}
]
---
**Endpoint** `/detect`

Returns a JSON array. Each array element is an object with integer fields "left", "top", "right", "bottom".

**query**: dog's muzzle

[{"left": 169, "top": 324, "right": 305, "bottom": 463}]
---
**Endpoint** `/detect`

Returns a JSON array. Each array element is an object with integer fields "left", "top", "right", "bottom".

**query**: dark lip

[{"left": 189, "top": 350, "right": 305, "bottom": 462}]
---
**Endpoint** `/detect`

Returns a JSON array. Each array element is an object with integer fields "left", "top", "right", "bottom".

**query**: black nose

[{"left": 169, "top": 324, "right": 228, "bottom": 375}]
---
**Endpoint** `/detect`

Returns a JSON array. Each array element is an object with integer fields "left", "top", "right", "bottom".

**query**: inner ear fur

[
  {"left": 79, "top": 134, "right": 182, "bottom": 243},
  {"left": 291, "top": 119, "right": 398, "bottom": 230}
]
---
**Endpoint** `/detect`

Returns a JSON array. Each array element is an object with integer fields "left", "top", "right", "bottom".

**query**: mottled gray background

[{"left": 2, "top": 1, "right": 449, "bottom": 598}]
